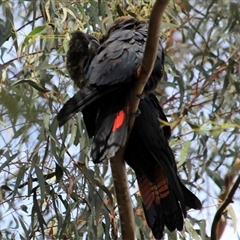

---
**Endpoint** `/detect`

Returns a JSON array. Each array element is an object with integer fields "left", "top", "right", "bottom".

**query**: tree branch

[
  {"left": 110, "top": 1, "right": 170, "bottom": 239},
  {"left": 211, "top": 174, "right": 240, "bottom": 240},
  {"left": 130, "top": 0, "right": 170, "bottom": 127}
]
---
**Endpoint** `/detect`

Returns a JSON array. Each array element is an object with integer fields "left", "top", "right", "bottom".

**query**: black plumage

[
  {"left": 57, "top": 17, "right": 164, "bottom": 163},
  {"left": 58, "top": 16, "right": 202, "bottom": 239},
  {"left": 66, "top": 31, "right": 99, "bottom": 88},
  {"left": 125, "top": 93, "right": 202, "bottom": 239}
]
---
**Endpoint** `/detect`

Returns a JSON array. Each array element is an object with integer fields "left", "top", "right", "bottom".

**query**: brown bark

[
  {"left": 211, "top": 158, "right": 240, "bottom": 240},
  {"left": 110, "top": 1, "right": 170, "bottom": 239}
]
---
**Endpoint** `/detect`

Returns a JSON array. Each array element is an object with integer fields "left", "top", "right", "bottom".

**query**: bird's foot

[
  {"left": 134, "top": 92, "right": 145, "bottom": 99},
  {"left": 130, "top": 109, "right": 141, "bottom": 117}
]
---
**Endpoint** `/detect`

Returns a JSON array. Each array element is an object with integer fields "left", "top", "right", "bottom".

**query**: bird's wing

[
  {"left": 125, "top": 93, "right": 201, "bottom": 238},
  {"left": 87, "top": 20, "right": 163, "bottom": 90},
  {"left": 90, "top": 86, "right": 130, "bottom": 162},
  {"left": 57, "top": 84, "right": 119, "bottom": 127},
  {"left": 125, "top": 94, "right": 186, "bottom": 238},
  {"left": 127, "top": 94, "right": 185, "bottom": 205}
]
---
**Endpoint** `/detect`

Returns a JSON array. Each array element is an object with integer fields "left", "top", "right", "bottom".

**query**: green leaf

[
  {"left": 21, "top": 25, "right": 46, "bottom": 51},
  {"left": 185, "top": 220, "right": 201, "bottom": 240},
  {"left": 0, "top": 6, "right": 13, "bottom": 47},
  {"left": 177, "top": 140, "right": 190, "bottom": 168},
  {"left": 206, "top": 169, "right": 224, "bottom": 190},
  {"left": 1, "top": 185, "right": 12, "bottom": 191},
  {"left": 58, "top": 205, "right": 71, "bottom": 238},
  {"left": 68, "top": 121, "right": 77, "bottom": 147},
  {"left": 34, "top": 165, "right": 46, "bottom": 202},
  {"left": 11, "top": 214, "right": 20, "bottom": 230},
  {"left": 28, "top": 25, "right": 46, "bottom": 37},
  {"left": 55, "top": 163, "right": 63, "bottom": 183},
  {"left": 12, "top": 165, "right": 29, "bottom": 199},
  {"left": 20, "top": 205, "right": 28, "bottom": 213},
  {"left": 32, "top": 192, "right": 46, "bottom": 236},
  {"left": 12, "top": 79, "right": 50, "bottom": 93},
  {"left": 43, "top": 112, "right": 51, "bottom": 130},
  {"left": 227, "top": 204, "right": 237, "bottom": 231}
]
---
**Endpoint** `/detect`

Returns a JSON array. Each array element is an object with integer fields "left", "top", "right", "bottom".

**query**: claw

[
  {"left": 135, "top": 93, "right": 145, "bottom": 99},
  {"left": 130, "top": 109, "right": 141, "bottom": 117}
]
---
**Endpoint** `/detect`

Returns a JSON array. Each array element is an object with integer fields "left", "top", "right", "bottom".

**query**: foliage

[{"left": 0, "top": 0, "right": 239, "bottom": 239}]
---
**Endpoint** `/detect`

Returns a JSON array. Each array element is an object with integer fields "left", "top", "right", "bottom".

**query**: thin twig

[
  {"left": 64, "top": 148, "right": 112, "bottom": 215},
  {"left": 211, "top": 174, "right": 240, "bottom": 240}
]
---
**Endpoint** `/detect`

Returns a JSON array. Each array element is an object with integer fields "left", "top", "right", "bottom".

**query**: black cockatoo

[
  {"left": 58, "top": 17, "right": 201, "bottom": 239},
  {"left": 57, "top": 17, "right": 164, "bottom": 163},
  {"left": 125, "top": 93, "right": 202, "bottom": 239}
]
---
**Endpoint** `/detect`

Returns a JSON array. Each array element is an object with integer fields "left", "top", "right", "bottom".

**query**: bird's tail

[
  {"left": 179, "top": 178, "right": 202, "bottom": 210},
  {"left": 137, "top": 169, "right": 202, "bottom": 239},
  {"left": 137, "top": 166, "right": 184, "bottom": 239}
]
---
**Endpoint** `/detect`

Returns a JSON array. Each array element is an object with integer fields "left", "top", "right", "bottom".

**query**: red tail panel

[{"left": 139, "top": 166, "right": 169, "bottom": 210}]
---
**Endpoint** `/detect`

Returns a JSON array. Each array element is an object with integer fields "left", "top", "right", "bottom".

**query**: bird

[
  {"left": 59, "top": 16, "right": 201, "bottom": 239},
  {"left": 124, "top": 93, "right": 202, "bottom": 239},
  {"left": 57, "top": 16, "right": 164, "bottom": 163}
]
